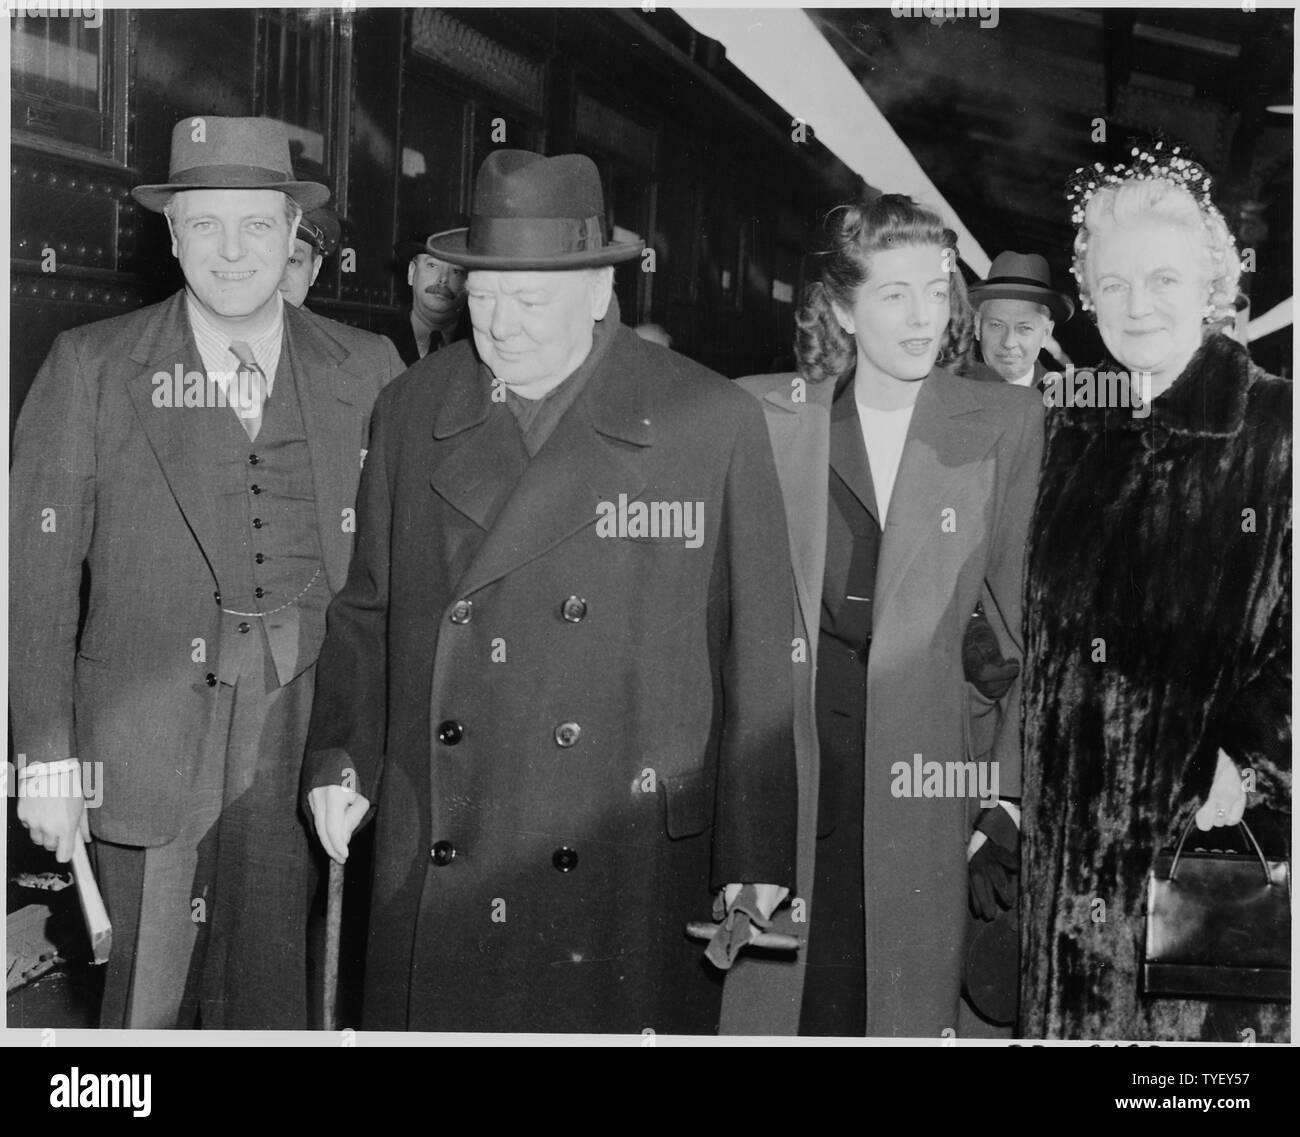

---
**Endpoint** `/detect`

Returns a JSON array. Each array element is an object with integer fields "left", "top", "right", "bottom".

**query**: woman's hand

[{"left": 1193, "top": 748, "right": 1248, "bottom": 831}]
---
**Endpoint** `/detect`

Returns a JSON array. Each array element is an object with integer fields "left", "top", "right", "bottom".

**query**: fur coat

[{"left": 1020, "top": 332, "right": 1291, "bottom": 1041}]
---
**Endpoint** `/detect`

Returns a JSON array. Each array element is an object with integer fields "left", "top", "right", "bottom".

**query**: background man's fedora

[
  {"left": 428, "top": 150, "right": 643, "bottom": 270},
  {"left": 133, "top": 116, "right": 330, "bottom": 213},
  {"left": 394, "top": 215, "right": 470, "bottom": 269},
  {"left": 968, "top": 251, "right": 1075, "bottom": 323}
]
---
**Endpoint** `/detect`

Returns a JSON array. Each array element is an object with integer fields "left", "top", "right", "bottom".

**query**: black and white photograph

[{"left": 3, "top": 0, "right": 1293, "bottom": 1084}]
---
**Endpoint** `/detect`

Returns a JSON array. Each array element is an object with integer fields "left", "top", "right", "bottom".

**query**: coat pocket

[{"left": 662, "top": 768, "right": 714, "bottom": 839}]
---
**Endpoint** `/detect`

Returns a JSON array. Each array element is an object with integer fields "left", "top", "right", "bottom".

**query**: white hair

[{"left": 1072, "top": 177, "right": 1240, "bottom": 322}]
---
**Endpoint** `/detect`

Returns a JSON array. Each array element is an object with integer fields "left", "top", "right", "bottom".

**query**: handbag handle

[{"left": 1169, "top": 815, "right": 1271, "bottom": 886}]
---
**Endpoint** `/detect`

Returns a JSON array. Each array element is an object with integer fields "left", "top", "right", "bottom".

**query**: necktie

[{"left": 228, "top": 340, "right": 267, "bottom": 441}]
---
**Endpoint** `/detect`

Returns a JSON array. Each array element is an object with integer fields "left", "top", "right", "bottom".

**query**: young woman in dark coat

[{"left": 1020, "top": 150, "right": 1291, "bottom": 1041}]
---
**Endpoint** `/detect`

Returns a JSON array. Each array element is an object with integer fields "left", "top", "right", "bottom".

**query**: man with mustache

[{"left": 382, "top": 228, "right": 470, "bottom": 366}]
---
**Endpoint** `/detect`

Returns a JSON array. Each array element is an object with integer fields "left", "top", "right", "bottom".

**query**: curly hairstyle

[
  {"left": 1072, "top": 177, "right": 1241, "bottom": 323},
  {"left": 795, "top": 193, "right": 974, "bottom": 385}
]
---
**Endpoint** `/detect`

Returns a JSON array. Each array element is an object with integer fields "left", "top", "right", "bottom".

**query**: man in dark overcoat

[
  {"left": 11, "top": 117, "right": 402, "bottom": 1028},
  {"left": 304, "top": 150, "right": 797, "bottom": 1034}
]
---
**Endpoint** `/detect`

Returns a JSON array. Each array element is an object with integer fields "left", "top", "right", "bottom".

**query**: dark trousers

[
  {"left": 95, "top": 645, "right": 317, "bottom": 1029},
  {"left": 799, "top": 638, "right": 868, "bottom": 1036}
]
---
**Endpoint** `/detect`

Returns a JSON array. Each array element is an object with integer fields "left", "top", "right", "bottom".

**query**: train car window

[
  {"left": 10, "top": 8, "right": 122, "bottom": 158},
  {"left": 258, "top": 8, "right": 345, "bottom": 196}
]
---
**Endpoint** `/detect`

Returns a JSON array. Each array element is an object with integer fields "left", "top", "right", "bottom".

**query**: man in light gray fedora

[
  {"left": 968, "top": 250, "right": 1075, "bottom": 388},
  {"left": 11, "top": 116, "right": 397, "bottom": 1028}
]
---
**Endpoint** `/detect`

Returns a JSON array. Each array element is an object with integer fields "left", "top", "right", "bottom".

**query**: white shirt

[
  {"left": 1009, "top": 367, "right": 1036, "bottom": 387},
  {"left": 186, "top": 292, "right": 284, "bottom": 400},
  {"left": 855, "top": 395, "right": 915, "bottom": 524}
]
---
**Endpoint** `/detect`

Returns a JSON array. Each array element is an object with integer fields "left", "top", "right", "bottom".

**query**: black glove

[
  {"left": 968, "top": 805, "right": 1020, "bottom": 921},
  {"left": 962, "top": 606, "right": 1020, "bottom": 700}
]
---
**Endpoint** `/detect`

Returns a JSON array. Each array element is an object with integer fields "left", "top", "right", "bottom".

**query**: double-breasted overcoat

[{"left": 305, "top": 317, "right": 797, "bottom": 1034}]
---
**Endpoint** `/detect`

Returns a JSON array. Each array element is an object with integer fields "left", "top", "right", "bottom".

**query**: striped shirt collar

[{"left": 185, "top": 291, "right": 285, "bottom": 397}]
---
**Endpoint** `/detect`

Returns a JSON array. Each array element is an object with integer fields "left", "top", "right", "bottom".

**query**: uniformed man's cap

[{"left": 297, "top": 207, "right": 342, "bottom": 257}]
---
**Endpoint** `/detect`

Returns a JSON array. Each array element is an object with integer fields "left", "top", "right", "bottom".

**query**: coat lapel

[
  {"left": 873, "top": 369, "right": 1003, "bottom": 619},
  {"left": 428, "top": 362, "right": 529, "bottom": 532},
  {"left": 448, "top": 336, "right": 650, "bottom": 599},
  {"left": 828, "top": 380, "right": 880, "bottom": 528},
  {"left": 124, "top": 291, "right": 235, "bottom": 585},
  {"left": 761, "top": 378, "right": 832, "bottom": 653},
  {"left": 284, "top": 304, "right": 365, "bottom": 593}
]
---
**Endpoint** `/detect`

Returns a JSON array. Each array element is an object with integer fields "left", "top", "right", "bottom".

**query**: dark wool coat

[
  {"left": 1020, "top": 333, "right": 1292, "bottom": 1041},
  {"left": 304, "top": 319, "right": 797, "bottom": 1035}
]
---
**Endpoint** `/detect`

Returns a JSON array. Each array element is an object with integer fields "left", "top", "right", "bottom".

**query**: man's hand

[
  {"left": 703, "top": 883, "right": 791, "bottom": 970},
  {"left": 1194, "top": 748, "right": 1248, "bottom": 831},
  {"left": 722, "top": 882, "right": 788, "bottom": 925},
  {"left": 308, "top": 784, "right": 372, "bottom": 864},
  {"left": 17, "top": 765, "right": 89, "bottom": 864}
]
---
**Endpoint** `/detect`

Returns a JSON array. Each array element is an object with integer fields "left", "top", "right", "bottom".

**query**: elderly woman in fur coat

[{"left": 1020, "top": 149, "right": 1291, "bottom": 1042}]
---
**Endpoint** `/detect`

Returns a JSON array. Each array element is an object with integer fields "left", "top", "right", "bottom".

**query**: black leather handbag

[{"left": 1143, "top": 814, "right": 1290, "bottom": 1001}]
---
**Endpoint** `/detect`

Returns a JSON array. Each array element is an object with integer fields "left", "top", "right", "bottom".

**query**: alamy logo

[
  {"left": 595, "top": 493, "right": 704, "bottom": 548},
  {"left": 1041, "top": 365, "right": 1152, "bottom": 419},
  {"left": 151, "top": 365, "right": 261, "bottom": 417},
  {"left": 49, "top": 1068, "right": 151, "bottom": 1117},
  {"left": 891, "top": 754, "right": 1000, "bottom": 807},
  {"left": 6, "top": 2, "right": 102, "bottom": 28}
]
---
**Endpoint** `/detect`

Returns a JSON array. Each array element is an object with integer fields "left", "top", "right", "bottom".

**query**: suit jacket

[
  {"left": 9, "top": 290, "right": 402, "bottom": 845},
  {"left": 303, "top": 305, "right": 410, "bottom": 382},
  {"left": 303, "top": 323, "right": 798, "bottom": 1033},
  {"left": 380, "top": 306, "right": 466, "bottom": 368},
  {"left": 721, "top": 367, "right": 1044, "bottom": 1036}
]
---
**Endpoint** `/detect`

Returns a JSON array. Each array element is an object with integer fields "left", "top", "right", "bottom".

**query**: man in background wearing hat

[
  {"left": 278, "top": 205, "right": 340, "bottom": 310},
  {"left": 967, "top": 251, "right": 1075, "bottom": 388},
  {"left": 382, "top": 228, "right": 470, "bottom": 366},
  {"left": 958, "top": 250, "right": 1074, "bottom": 1036},
  {"left": 281, "top": 204, "right": 406, "bottom": 372},
  {"left": 304, "top": 149, "right": 796, "bottom": 1034},
  {"left": 11, "top": 116, "right": 396, "bottom": 1029}
]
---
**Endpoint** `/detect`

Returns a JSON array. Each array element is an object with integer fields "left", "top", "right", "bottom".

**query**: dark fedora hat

[
  {"left": 968, "top": 251, "right": 1075, "bottom": 323},
  {"left": 296, "top": 207, "right": 342, "bottom": 257},
  {"left": 132, "top": 116, "right": 330, "bottom": 213},
  {"left": 394, "top": 215, "right": 470, "bottom": 268},
  {"left": 427, "top": 150, "right": 643, "bottom": 270}
]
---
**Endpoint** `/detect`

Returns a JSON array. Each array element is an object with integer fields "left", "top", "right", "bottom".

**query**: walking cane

[{"left": 323, "top": 858, "right": 344, "bottom": 1030}]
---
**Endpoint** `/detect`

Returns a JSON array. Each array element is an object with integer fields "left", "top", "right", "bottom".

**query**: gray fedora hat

[
  {"left": 427, "top": 150, "right": 642, "bottom": 270},
  {"left": 132, "top": 116, "right": 330, "bottom": 213}
]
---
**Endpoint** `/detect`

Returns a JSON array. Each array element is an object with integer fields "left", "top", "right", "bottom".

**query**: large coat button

[
  {"left": 437, "top": 720, "right": 464, "bottom": 745},
  {"left": 560, "top": 596, "right": 587, "bottom": 623},
  {"left": 554, "top": 721, "right": 581, "bottom": 748},
  {"left": 449, "top": 599, "right": 474, "bottom": 624},
  {"left": 204, "top": 673, "right": 217, "bottom": 687},
  {"left": 552, "top": 847, "right": 578, "bottom": 872},
  {"left": 430, "top": 841, "right": 456, "bottom": 866}
]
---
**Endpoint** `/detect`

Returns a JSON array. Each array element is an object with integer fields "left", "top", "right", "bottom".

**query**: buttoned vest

[{"left": 193, "top": 340, "right": 327, "bottom": 690}]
